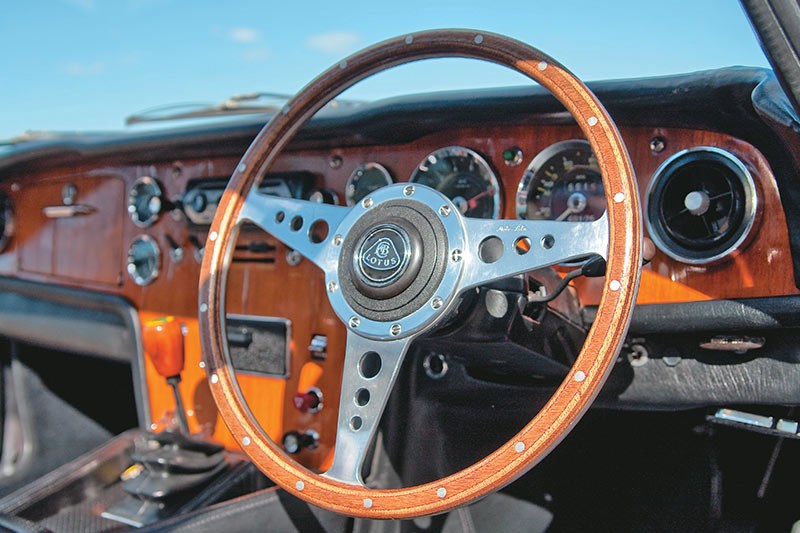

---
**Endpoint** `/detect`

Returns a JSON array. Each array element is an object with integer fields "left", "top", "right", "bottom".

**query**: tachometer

[
  {"left": 516, "top": 140, "right": 605, "bottom": 221},
  {"left": 345, "top": 162, "right": 393, "bottom": 206},
  {"left": 410, "top": 146, "right": 501, "bottom": 219}
]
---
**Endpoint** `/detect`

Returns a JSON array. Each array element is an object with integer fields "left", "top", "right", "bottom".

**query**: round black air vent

[{"left": 647, "top": 147, "right": 757, "bottom": 264}]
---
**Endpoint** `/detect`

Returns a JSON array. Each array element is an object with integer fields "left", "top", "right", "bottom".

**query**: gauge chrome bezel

[
  {"left": 128, "top": 176, "right": 163, "bottom": 228},
  {"left": 0, "top": 195, "right": 14, "bottom": 253},
  {"left": 645, "top": 146, "right": 758, "bottom": 265},
  {"left": 345, "top": 162, "right": 393, "bottom": 207},
  {"left": 410, "top": 146, "right": 502, "bottom": 219},
  {"left": 516, "top": 139, "right": 602, "bottom": 220},
  {"left": 127, "top": 234, "right": 161, "bottom": 286}
]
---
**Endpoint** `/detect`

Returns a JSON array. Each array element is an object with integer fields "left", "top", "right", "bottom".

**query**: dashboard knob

[
  {"left": 282, "top": 430, "right": 319, "bottom": 454},
  {"left": 142, "top": 316, "right": 184, "bottom": 379},
  {"left": 292, "top": 389, "right": 322, "bottom": 413}
]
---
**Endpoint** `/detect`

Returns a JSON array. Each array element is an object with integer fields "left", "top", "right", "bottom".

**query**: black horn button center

[
  {"left": 352, "top": 220, "right": 422, "bottom": 299},
  {"left": 356, "top": 225, "right": 410, "bottom": 285},
  {"left": 338, "top": 201, "right": 448, "bottom": 323}
]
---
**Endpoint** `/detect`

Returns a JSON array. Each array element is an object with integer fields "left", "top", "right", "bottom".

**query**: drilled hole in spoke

[
  {"left": 541, "top": 234, "right": 555, "bottom": 250},
  {"left": 478, "top": 236, "right": 504, "bottom": 264},
  {"left": 359, "top": 352, "right": 382, "bottom": 379},
  {"left": 514, "top": 236, "right": 531, "bottom": 255},
  {"left": 275, "top": 211, "right": 285, "bottom": 223},
  {"left": 355, "top": 388, "right": 370, "bottom": 406},
  {"left": 350, "top": 416, "right": 363, "bottom": 431},
  {"left": 290, "top": 216, "right": 304, "bottom": 231},
  {"left": 308, "top": 219, "right": 329, "bottom": 243}
]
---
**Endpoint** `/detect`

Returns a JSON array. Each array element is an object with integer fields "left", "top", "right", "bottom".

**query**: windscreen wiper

[{"left": 125, "top": 92, "right": 361, "bottom": 126}]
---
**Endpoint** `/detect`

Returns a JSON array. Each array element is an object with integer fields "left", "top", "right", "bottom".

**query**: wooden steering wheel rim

[{"left": 199, "top": 29, "right": 642, "bottom": 519}]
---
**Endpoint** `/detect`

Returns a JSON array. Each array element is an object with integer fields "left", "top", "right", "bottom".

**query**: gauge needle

[
  {"left": 467, "top": 188, "right": 494, "bottom": 210},
  {"left": 555, "top": 207, "right": 575, "bottom": 221}
]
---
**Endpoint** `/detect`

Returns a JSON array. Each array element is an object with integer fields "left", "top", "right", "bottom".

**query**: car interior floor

[
  {"left": 499, "top": 408, "right": 800, "bottom": 532},
  {"left": 0, "top": 339, "right": 138, "bottom": 498}
]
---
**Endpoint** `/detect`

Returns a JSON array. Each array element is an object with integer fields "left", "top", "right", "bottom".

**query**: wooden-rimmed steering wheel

[{"left": 199, "top": 29, "right": 642, "bottom": 519}]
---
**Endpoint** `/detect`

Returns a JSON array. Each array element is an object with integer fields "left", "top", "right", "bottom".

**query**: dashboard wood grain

[{"left": 0, "top": 124, "right": 795, "bottom": 459}]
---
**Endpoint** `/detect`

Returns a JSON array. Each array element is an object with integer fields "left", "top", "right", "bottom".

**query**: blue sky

[{"left": 0, "top": 0, "right": 769, "bottom": 140}]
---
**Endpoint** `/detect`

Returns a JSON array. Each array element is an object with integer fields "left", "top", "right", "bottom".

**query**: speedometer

[
  {"left": 410, "top": 146, "right": 501, "bottom": 219},
  {"left": 516, "top": 140, "right": 605, "bottom": 221}
]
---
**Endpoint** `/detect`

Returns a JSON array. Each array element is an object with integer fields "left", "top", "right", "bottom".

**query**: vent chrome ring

[{"left": 646, "top": 146, "right": 757, "bottom": 265}]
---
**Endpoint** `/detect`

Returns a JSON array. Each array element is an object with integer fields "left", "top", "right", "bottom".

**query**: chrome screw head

[
  {"left": 650, "top": 136, "right": 666, "bottom": 153},
  {"left": 286, "top": 250, "right": 302, "bottom": 266}
]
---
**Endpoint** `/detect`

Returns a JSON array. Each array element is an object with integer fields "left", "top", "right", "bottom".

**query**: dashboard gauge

[
  {"left": 411, "top": 146, "right": 501, "bottom": 219},
  {"left": 127, "top": 235, "right": 161, "bottom": 286},
  {"left": 345, "top": 163, "right": 393, "bottom": 206},
  {"left": 128, "top": 176, "right": 163, "bottom": 227},
  {"left": 517, "top": 140, "right": 605, "bottom": 221},
  {"left": 0, "top": 194, "right": 13, "bottom": 253}
]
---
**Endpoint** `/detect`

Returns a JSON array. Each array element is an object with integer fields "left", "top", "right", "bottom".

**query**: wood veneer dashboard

[{"left": 0, "top": 124, "right": 796, "bottom": 467}]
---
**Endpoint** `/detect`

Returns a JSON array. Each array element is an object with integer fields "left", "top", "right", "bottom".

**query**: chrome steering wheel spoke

[
  {"left": 237, "top": 187, "right": 349, "bottom": 271},
  {"left": 459, "top": 213, "right": 609, "bottom": 291},
  {"left": 239, "top": 184, "right": 609, "bottom": 489},
  {"left": 324, "top": 331, "right": 415, "bottom": 486}
]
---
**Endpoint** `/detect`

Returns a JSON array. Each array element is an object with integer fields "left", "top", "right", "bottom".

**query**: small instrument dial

[
  {"left": 127, "top": 235, "right": 161, "bottom": 286},
  {"left": 128, "top": 176, "right": 163, "bottom": 227},
  {"left": 345, "top": 163, "right": 393, "bottom": 206},
  {"left": 0, "top": 194, "right": 13, "bottom": 253}
]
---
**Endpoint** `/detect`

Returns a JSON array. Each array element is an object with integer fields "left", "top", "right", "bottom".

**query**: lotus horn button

[
  {"left": 357, "top": 225, "right": 410, "bottom": 284},
  {"left": 351, "top": 219, "right": 423, "bottom": 299}
]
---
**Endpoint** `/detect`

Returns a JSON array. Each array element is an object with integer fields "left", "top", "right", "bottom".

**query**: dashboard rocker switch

[
  {"left": 189, "top": 235, "right": 204, "bottom": 263},
  {"left": 165, "top": 235, "right": 184, "bottom": 263},
  {"left": 308, "top": 335, "right": 328, "bottom": 361}
]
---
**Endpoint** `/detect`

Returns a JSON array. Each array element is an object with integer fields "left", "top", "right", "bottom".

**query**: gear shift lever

[
  {"left": 103, "top": 316, "right": 229, "bottom": 527},
  {"left": 142, "top": 316, "right": 190, "bottom": 434}
]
